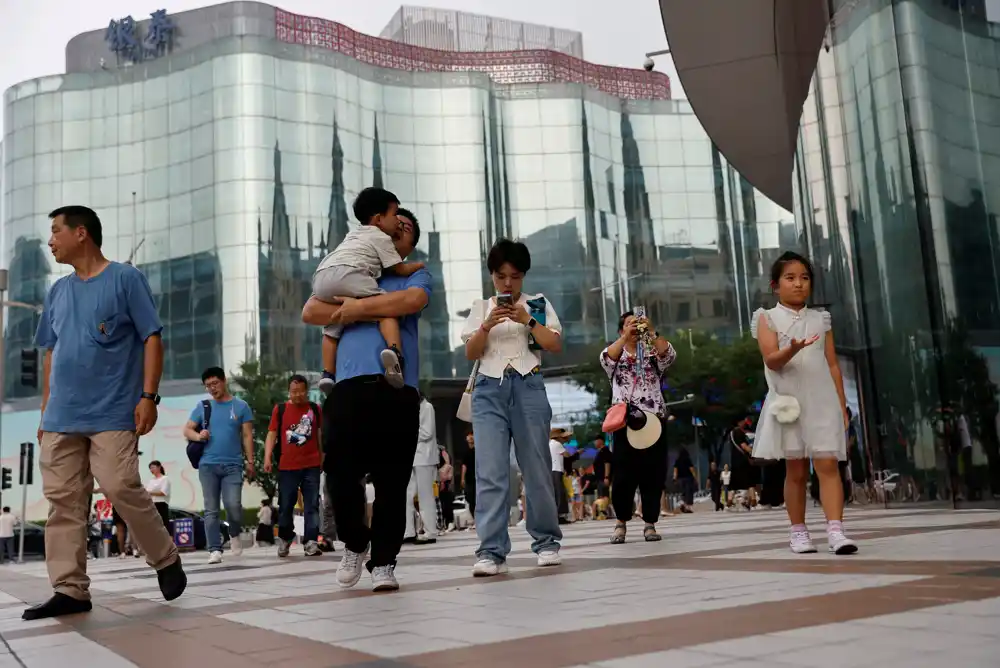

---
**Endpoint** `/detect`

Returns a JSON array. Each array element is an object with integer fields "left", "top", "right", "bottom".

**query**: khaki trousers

[{"left": 40, "top": 431, "right": 179, "bottom": 601}]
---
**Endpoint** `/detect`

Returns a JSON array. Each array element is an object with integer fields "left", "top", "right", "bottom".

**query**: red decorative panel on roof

[{"left": 274, "top": 8, "right": 671, "bottom": 100}]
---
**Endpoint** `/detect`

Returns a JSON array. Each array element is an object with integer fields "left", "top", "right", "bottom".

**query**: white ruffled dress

[{"left": 750, "top": 305, "right": 846, "bottom": 461}]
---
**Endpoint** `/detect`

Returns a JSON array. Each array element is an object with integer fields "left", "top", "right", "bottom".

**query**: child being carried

[{"left": 313, "top": 187, "right": 423, "bottom": 392}]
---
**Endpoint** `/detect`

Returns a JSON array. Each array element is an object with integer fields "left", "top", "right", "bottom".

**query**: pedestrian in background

[
  {"left": 0, "top": 507, "right": 18, "bottom": 564},
  {"left": 264, "top": 375, "right": 323, "bottom": 558},
  {"left": 602, "top": 310, "right": 677, "bottom": 544},
  {"left": 183, "top": 367, "right": 254, "bottom": 565}
]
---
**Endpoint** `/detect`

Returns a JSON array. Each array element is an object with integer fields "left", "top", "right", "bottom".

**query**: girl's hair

[
  {"left": 769, "top": 251, "right": 814, "bottom": 286},
  {"left": 149, "top": 460, "right": 165, "bottom": 475}
]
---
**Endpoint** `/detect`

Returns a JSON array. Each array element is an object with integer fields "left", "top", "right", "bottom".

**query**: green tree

[{"left": 229, "top": 359, "right": 288, "bottom": 499}]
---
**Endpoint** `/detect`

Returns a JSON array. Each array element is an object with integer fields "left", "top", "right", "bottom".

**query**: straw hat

[
  {"left": 549, "top": 427, "right": 573, "bottom": 440},
  {"left": 625, "top": 405, "right": 661, "bottom": 449}
]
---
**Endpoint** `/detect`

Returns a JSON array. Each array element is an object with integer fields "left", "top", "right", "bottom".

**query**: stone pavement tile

[
  {"left": 336, "top": 632, "right": 472, "bottom": 658},
  {"left": 7, "top": 630, "right": 90, "bottom": 652},
  {"left": 14, "top": 635, "right": 139, "bottom": 668},
  {"left": 591, "top": 648, "right": 730, "bottom": 667}
]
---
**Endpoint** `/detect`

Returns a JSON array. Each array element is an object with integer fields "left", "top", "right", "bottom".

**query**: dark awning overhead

[{"left": 658, "top": 0, "right": 829, "bottom": 210}]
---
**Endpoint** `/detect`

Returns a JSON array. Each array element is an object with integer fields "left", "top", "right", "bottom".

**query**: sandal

[
  {"left": 644, "top": 524, "right": 662, "bottom": 542},
  {"left": 610, "top": 522, "right": 627, "bottom": 544}
]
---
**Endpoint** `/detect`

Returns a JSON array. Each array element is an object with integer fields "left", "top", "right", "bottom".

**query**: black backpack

[
  {"left": 185, "top": 400, "right": 212, "bottom": 469},
  {"left": 274, "top": 401, "right": 321, "bottom": 467}
]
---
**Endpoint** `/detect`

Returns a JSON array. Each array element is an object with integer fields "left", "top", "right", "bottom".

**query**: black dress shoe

[
  {"left": 22, "top": 593, "right": 92, "bottom": 621},
  {"left": 157, "top": 558, "right": 187, "bottom": 601},
  {"left": 402, "top": 536, "right": 417, "bottom": 544},
  {"left": 415, "top": 537, "right": 437, "bottom": 545}
]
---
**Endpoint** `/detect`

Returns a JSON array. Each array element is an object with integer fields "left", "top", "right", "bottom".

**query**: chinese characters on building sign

[{"left": 105, "top": 9, "right": 174, "bottom": 63}]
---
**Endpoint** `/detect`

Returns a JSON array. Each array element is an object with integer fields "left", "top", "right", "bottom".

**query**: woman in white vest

[{"left": 460, "top": 239, "right": 564, "bottom": 577}]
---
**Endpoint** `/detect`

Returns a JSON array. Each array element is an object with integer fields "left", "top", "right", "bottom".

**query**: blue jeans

[
  {"left": 278, "top": 467, "right": 321, "bottom": 543},
  {"left": 198, "top": 462, "right": 244, "bottom": 552},
  {"left": 471, "top": 370, "right": 561, "bottom": 562}
]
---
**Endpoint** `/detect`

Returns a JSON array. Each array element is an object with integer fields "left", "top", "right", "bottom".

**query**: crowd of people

[{"left": 21, "top": 195, "right": 859, "bottom": 622}]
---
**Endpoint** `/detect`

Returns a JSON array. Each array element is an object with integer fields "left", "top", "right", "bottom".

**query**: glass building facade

[
  {"left": 792, "top": 0, "right": 1000, "bottom": 505},
  {"left": 379, "top": 6, "right": 585, "bottom": 58},
  {"left": 2, "top": 2, "right": 789, "bottom": 405}
]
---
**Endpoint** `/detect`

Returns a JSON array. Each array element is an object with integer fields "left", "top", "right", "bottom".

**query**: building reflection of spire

[
  {"left": 327, "top": 115, "right": 349, "bottom": 253},
  {"left": 372, "top": 112, "right": 384, "bottom": 188},
  {"left": 579, "top": 101, "right": 605, "bottom": 343},
  {"left": 411, "top": 204, "right": 450, "bottom": 377},
  {"left": 620, "top": 111, "right": 660, "bottom": 322}
]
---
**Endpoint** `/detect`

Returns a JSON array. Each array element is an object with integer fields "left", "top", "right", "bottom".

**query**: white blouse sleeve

[
  {"left": 750, "top": 308, "right": 772, "bottom": 340},
  {"left": 540, "top": 294, "right": 562, "bottom": 335},
  {"left": 161, "top": 477, "right": 171, "bottom": 498},
  {"left": 821, "top": 310, "right": 833, "bottom": 332},
  {"left": 460, "top": 299, "right": 487, "bottom": 343}
]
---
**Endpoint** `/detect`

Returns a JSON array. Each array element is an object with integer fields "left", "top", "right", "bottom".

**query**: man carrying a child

[{"left": 301, "top": 196, "right": 431, "bottom": 592}]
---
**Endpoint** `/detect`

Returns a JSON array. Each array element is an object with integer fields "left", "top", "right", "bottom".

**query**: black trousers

[
  {"left": 552, "top": 471, "right": 569, "bottom": 516},
  {"left": 439, "top": 485, "right": 455, "bottom": 525},
  {"left": 610, "top": 423, "right": 667, "bottom": 524},
  {"left": 324, "top": 376, "right": 420, "bottom": 568},
  {"left": 154, "top": 501, "right": 171, "bottom": 533}
]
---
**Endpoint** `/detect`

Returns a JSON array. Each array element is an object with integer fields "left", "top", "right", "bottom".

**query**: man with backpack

[
  {"left": 184, "top": 367, "right": 255, "bottom": 564},
  {"left": 264, "top": 374, "right": 324, "bottom": 558}
]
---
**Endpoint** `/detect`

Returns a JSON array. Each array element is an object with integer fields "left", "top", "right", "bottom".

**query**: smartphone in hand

[{"left": 497, "top": 293, "right": 513, "bottom": 306}]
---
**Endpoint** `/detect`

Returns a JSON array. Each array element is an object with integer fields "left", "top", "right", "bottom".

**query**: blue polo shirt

[
  {"left": 35, "top": 262, "right": 163, "bottom": 433},
  {"left": 335, "top": 269, "right": 432, "bottom": 389}
]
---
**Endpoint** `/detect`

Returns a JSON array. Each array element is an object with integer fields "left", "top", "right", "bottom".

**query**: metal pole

[{"left": 17, "top": 446, "right": 27, "bottom": 564}]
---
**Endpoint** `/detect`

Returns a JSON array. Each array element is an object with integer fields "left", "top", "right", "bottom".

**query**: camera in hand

[{"left": 497, "top": 293, "right": 513, "bottom": 306}]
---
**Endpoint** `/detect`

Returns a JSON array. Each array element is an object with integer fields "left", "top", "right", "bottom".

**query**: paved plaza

[{"left": 0, "top": 506, "right": 996, "bottom": 667}]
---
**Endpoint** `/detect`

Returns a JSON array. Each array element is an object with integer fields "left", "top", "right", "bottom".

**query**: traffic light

[
  {"left": 20, "top": 348, "right": 39, "bottom": 388},
  {"left": 1, "top": 468, "right": 11, "bottom": 491}
]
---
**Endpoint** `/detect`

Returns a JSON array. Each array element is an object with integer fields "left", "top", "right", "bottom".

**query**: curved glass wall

[
  {"left": 3, "top": 37, "right": 788, "bottom": 402},
  {"left": 796, "top": 0, "right": 1000, "bottom": 506}
]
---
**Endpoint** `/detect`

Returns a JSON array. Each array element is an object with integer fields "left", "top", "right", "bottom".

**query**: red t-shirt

[{"left": 268, "top": 402, "right": 322, "bottom": 471}]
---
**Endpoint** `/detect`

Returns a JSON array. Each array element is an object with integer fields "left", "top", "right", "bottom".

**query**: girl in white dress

[{"left": 751, "top": 252, "right": 858, "bottom": 555}]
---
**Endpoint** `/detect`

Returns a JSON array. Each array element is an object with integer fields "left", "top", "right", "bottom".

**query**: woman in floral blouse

[{"left": 600, "top": 311, "right": 677, "bottom": 543}]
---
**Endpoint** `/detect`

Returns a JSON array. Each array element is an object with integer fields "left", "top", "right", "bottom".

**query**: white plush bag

[{"left": 456, "top": 299, "right": 488, "bottom": 423}]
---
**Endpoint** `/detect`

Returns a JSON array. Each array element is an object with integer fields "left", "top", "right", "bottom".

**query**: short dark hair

[
  {"left": 352, "top": 187, "right": 399, "bottom": 224},
  {"left": 486, "top": 239, "right": 531, "bottom": 274},
  {"left": 396, "top": 207, "right": 421, "bottom": 247},
  {"left": 769, "top": 251, "right": 814, "bottom": 286},
  {"left": 289, "top": 374, "right": 309, "bottom": 388},
  {"left": 617, "top": 311, "right": 634, "bottom": 334},
  {"left": 201, "top": 366, "right": 225, "bottom": 383},
  {"left": 49, "top": 205, "right": 103, "bottom": 248},
  {"left": 2, "top": 507, "right": 8, "bottom": 513},
  {"left": 149, "top": 460, "right": 165, "bottom": 475}
]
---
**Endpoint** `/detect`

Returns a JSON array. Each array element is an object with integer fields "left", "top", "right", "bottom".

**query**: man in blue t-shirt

[
  {"left": 25, "top": 205, "right": 187, "bottom": 621},
  {"left": 302, "top": 205, "right": 431, "bottom": 593},
  {"left": 183, "top": 366, "right": 254, "bottom": 563}
]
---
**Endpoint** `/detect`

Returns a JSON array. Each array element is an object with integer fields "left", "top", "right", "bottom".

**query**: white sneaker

[
  {"left": 789, "top": 529, "right": 818, "bottom": 554},
  {"left": 828, "top": 531, "right": 858, "bottom": 555},
  {"left": 472, "top": 558, "right": 508, "bottom": 577},
  {"left": 371, "top": 564, "right": 399, "bottom": 591},
  {"left": 276, "top": 537, "right": 291, "bottom": 558},
  {"left": 229, "top": 536, "right": 243, "bottom": 558},
  {"left": 380, "top": 349, "right": 404, "bottom": 389},
  {"left": 537, "top": 550, "right": 562, "bottom": 567},
  {"left": 336, "top": 545, "right": 369, "bottom": 588},
  {"left": 208, "top": 550, "right": 223, "bottom": 564}
]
